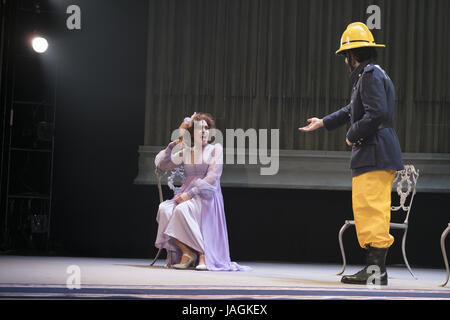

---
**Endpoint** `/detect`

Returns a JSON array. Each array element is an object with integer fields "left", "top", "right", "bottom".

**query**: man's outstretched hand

[
  {"left": 298, "top": 117, "right": 324, "bottom": 132},
  {"left": 298, "top": 117, "right": 355, "bottom": 148}
]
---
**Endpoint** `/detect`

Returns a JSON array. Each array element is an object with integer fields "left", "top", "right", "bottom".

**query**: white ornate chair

[
  {"left": 337, "top": 165, "right": 419, "bottom": 279},
  {"left": 149, "top": 166, "right": 185, "bottom": 267},
  {"left": 440, "top": 223, "right": 450, "bottom": 287}
]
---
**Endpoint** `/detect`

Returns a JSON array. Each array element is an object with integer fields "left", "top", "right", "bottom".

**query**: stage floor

[{"left": 0, "top": 255, "right": 449, "bottom": 299}]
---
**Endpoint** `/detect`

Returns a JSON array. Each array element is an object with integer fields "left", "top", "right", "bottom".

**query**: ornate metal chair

[
  {"left": 440, "top": 223, "right": 450, "bottom": 287},
  {"left": 337, "top": 165, "right": 419, "bottom": 279},
  {"left": 149, "top": 166, "right": 185, "bottom": 267}
]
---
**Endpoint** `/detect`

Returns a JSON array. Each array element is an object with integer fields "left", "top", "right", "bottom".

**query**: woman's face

[{"left": 193, "top": 119, "right": 210, "bottom": 146}]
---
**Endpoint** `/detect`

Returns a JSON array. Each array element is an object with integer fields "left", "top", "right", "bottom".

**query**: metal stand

[
  {"left": 439, "top": 223, "right": 450, "bottom": 287},
  {"left": 1, "top": 26, "right": 58, "bottom": 253},
  {"left": 337, "top": 165, "right": 419, "bottom": 280}
]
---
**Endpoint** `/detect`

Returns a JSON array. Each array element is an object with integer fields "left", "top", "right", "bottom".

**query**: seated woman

[{"left": 154, "top": 112, "right": 249, "bottom": 271}]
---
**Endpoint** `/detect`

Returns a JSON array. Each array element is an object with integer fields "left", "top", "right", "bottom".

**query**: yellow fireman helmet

[{"left": 336, "top": 22, "right": 385, "bottom": 55}]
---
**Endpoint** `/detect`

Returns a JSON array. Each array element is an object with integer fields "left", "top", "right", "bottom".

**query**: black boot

[{"left": 341, "top": 246, "right": 388, "bottom": 285}]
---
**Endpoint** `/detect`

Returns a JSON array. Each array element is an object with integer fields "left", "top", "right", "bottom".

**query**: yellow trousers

[{"left": 352, "top": 170, "right": 396, "bottom": 249}]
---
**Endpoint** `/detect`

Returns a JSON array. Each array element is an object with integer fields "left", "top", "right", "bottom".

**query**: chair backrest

[
  {"left": 391, "top": 164, "right": 419, "bottom": 223},
  {"left": 155, "top": 167, "right": 186, "bottom": 203}
]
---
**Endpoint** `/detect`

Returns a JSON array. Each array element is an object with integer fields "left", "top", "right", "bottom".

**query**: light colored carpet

[{"left": 0, "top": 256, "right": 449, "bottom": 299}]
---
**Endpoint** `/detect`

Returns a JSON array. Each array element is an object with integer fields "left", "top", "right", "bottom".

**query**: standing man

[{"left": 299, "top": 22, "right": 403, "bottom": 285}]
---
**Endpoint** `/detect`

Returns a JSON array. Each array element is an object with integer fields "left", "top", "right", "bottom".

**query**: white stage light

[{"left": 32, "top": 37, "right": 48, "bottom": 53}]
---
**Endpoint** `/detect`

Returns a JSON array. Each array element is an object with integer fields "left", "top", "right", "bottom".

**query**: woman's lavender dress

[{"left": 154, "top": 141, "right": 249, "bottom": 271}]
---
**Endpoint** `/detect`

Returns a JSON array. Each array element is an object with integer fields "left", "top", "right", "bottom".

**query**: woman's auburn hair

[{"left": 185, "top": 112, "right": 216, "bottom": 145}]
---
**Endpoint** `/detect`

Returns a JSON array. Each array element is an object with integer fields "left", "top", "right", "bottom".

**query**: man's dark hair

[
  {"left": 349, "top": 47, "right": 378, "bottom": 62},
  {"left": 344, "top": 47, "right": 378, "bottom": 72}
]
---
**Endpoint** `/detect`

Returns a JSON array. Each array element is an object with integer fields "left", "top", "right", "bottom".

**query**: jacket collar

[{"left": 349, "top": 59, "right": 374, "bottom": 86}]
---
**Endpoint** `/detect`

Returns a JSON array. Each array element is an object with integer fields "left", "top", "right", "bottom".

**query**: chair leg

[
  {"left": 401, "top": 228, "right": 417, "bottom": 280},
  {"left": 167, "top": 249, "right": 172, "bottom": 267},
  {"left": 439, "top": 225, "right": 450, "bottom": 287},
  {"left": 150, "top": 248, "right": 162, "bottom": 266},
  {"left": 337, "top": 222, "right": 350, "bottom": 275}
]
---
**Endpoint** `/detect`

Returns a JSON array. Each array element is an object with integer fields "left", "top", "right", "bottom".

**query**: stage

[{"left": 0, "top": 256, "right": 448, "bottom": 300}]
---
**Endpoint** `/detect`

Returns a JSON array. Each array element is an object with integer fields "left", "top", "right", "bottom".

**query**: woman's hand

[
  {"left": 177, "top": 112, "right": 197, "bottom": 144},
  {"left": 179, "top": 112, "right": 197, "bottom": 130},
  {"left": 175, "top": 192, "right": 191, "bottom": 204},
  {"left": 179, "top": 121, "right": 189, "bottom": 131}
]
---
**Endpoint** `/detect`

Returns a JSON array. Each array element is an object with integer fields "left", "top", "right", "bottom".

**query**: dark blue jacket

[{"left": 323, "top": 60, "right": 404, "bottom": 177}]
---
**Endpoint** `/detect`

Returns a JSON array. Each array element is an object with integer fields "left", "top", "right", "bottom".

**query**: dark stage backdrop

[
  {"left": 144, "top": 0, "right": 450, "bottom": 153},
  {"left": 47, "top": 0, "right": 153, "bottom": 257},
  {"left": 4, "top": 0, "right": 448, "bottom": 269}
]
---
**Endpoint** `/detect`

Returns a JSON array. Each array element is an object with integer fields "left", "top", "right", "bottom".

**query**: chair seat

[
  {"left": 345, "top": 220, "right": 408, "bottom": 230},
  {"left": 389, "top": 222, "right": 408, "bottom": 229}
]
